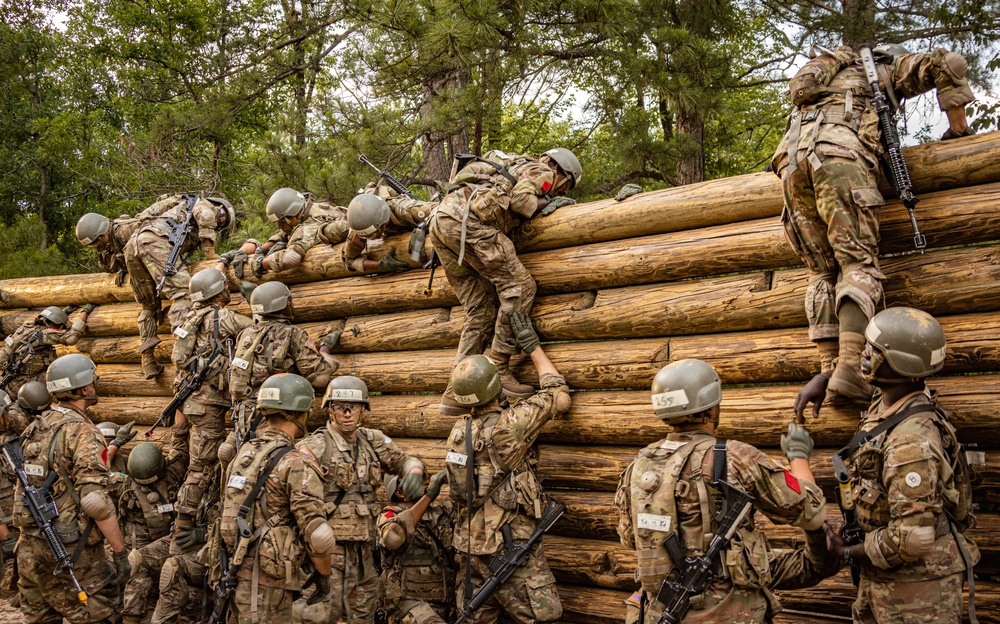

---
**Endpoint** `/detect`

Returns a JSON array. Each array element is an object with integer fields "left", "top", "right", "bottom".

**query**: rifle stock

[
  {"left": 831, "top": 453, "right": 864, "bottom": 586},
  {"left": 156, "top": 195, "right": 199, "bottom": 296}
]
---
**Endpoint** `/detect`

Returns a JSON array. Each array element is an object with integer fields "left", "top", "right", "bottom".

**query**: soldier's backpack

[{"left": 449, "top": 150, "right": 537, "bottom": 193}]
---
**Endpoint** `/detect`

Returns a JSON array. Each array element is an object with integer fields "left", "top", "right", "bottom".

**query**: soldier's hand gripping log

[
  {"left": 860, "top": 45, "right": 926, "bottom": 251},
  {"left": 156, "top": 194, "right": 199, "bottom": 296},
  {"left": 453, "top": 493, "right": 566, "bottom": 624},
  {"left": 1, "top": 437, "right": 88, "bottom": 604}
]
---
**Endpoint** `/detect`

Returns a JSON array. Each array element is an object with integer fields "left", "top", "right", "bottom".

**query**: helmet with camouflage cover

[
  {"left": 127, "top": 442, "right": 167, "bottom": 485},
  {"left": 863, "top": 307, "right": 946, "bottom": 382},
  {"left": 450, "top": 355, "right": 502, "bottom": 408},
  {"left": 650, "top": 359, "right": 722, "bottom": 424},
  {"left": 347, "top": 195, "right": 391, "bottom": 237},
  {"left": 38, "top": 306, "right": 69, "bottom": 328},
  {"left": 265, "top": 188, "right": 307, "bottom": 222},
  {"left": 97, "top": 421, "right": 118, "bottom": 440},
  {"left": 189, "top": 268, "right": 228, "bottom": 303},
  {"left": 17, "top": 381, "right": 51, "bottom": 413},
  {"left": 257, "top": 374, "right": 314, "bottom": 433},
  {"left": 321, "top": 376, "right": 370, "bottom": 409},
  {"left": 249, "top": 281, "right": 291, "bottom": 316},
  {"left": 543, "top": 148, "right": 583, "bottom": 190},
  {"left": 76, "top": 213, "right": 111, "bottom": 246},
  {"left": 46, "top": 353, "right": 98, "bottom": 397},
  {"left": 206, "top": 196, "right": 237, "bottom": 240}
]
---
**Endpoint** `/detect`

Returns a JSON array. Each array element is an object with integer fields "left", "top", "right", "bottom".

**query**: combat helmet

[
  {"left": 0, "top": 390, "right": 10, "bottom": 415},
  {"left": 17, "top": 381, "right": 51, "bottom": 413},
  {"left": 450, "top": 355, "right": 502, "bottom": 408},
  {"left": 543, "top": 148, "right": 583, "bottom": 189},
  {"left": 127, "top": 442, "right": 167, "bottom": 485},
  {"left": 97, "top": 421, "right": 118, "bottom": 440},
  {"left": 265, "top": 188, "right": 306, "bottom": 222},
  {"left": 650, "top": 359, "right": 722, "bottom": 425},
  {"left": 76, "top": 213, "right": 111, "bottom": 246},
  {"left": 321, "top": 376, "right": 370, "bottom": 409},
  {"left": 347, "top": 195, "right": 391, "bottom": 237},
  {"left": 46, "top": 354, "right": 98, "bottom": 398},
  {"left": 863, "top": 307, "right": 946, "bottom": 382},
  {"left": 38, "top": 306, "right": 69, "bottom": 328},
  {"left": 873, "top": 43, "right": 910, "bottom": 61},
  {"left": 249, "top": 281, "right": 292, "bottom": 316},
  {"left": 257, "top": 373, "right": 315, "bottom": 433},
  {"left": 189, "top": 268, "right": 228, "bottom": 303},
  {"left": 206, "top": 196, "right": 237, "bottom": 239}
]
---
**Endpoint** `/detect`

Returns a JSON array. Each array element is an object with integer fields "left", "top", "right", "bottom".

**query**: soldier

[
  {"left": 0, "top": 305, "right": 94, "bottom": 396},
  {"left": 13, "top": 354, "right": 131, "bottom": 624},
  {"left": 101, "top": 420, "right": 138, "bottom": 475},
  {"left": 825, "top": 307, "right": 979, "bottom": 623},
  {"left": 429, "top": 149, "right": 581, "bottom": 413},
  {"left": 444, "top": 312, "right": 570, "bottom": 624},
  {"left": 771, "top": 45, "right": 976, "bottom": 415},
  {"left": 219, "top": 281, "right": 339, "bottom": 462},
  {"left": 169, "top": 267, "right": 252, "bottom": 548},
  {"left": 219, "top": 374, "right": 335, "bottom": 624},
  {"left": 339, "top": 194, "right": 423, "bottom": 273},
  {"left": 296, "top": 375, "right": 426, "bottom": 624},
  {"left": 615, "top": 359, "right": 829, "bottom": 623},
  {"left": 375, "top": 470, "right": 455, "bottom": 624},
  {"left": 117, "top": 436, "right": 189, "bottom": 624},
  {"left": 219, "top": 188, "right": 349, "bottom": 278}
]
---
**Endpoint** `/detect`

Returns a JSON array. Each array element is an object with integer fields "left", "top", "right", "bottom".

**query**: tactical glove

[
  {"left": 305, "top": 573, "right": 332, "bottom": 605},
  {"left": 511, "top": 312, "right": 540, "bottom": 354},
  {"left": 781, "top": 421, "right": 815, "bottom": 461},
  {"left": 113, "top": 550, "right": 132, "bottom": 587},
  {"left": 376, "top": 249, "right": 409, "bottom": 273},
  {"left": 408, "top": 228, "right": 427, "bottom": 263},
  {"left": 81, "top": 303, "right": 97, "bottom": 314},
  {"left": 218, "top": 250, "right": 238, "bottom": 266},
  {"left": 400, "top": 469, "right": 425, "bottom": 501},
  {"left": 62, "top": 305, "right": 79, "bottom": 316},
  {"left": 113, "top": 421, "right": 137, "bottom": 448},
  {"left": 238, "top": 281, "right": 257, "bottom": 303},
  {"left": 793, "top": 374, "right": 829, "bottom": 422},
  {"left": 426, "top": 470, "right": 447, "bottom": 502},
  {"left": 250, "top": 251, "right": 268, "bottom": 278},
  {"left": 269, "top": 241, "right": 287, "bottom": 255},
  {"left": 114, "top": 270, "right": 128, "bottom": 288},
  {"left": 175, "top": 525, "right": 206, "bottom": 550},
  {"left": 231, "top": 250, "right": 249, "bottom": 280},
  {"left": 615, "top": 183, "right": 644, "bottom": 202},
  {"left": 942, "top": 126, "right": 975, "bottom": 141},
  {"left": 539, "top": 196, "right": 575, "bottom": 217},
  {"left": 0, "top": 534, "right": 16, "bottom": 556},
  {"left": 321, "top": 330, "right": 342, "bottom": 352}
]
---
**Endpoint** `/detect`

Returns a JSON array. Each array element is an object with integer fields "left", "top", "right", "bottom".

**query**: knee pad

[
  {"left": 158, "top": 558, "right": 179, "bottom": 594},
  {"left": 128, "top": 548, "right": 143, "bottom": 572},
  {"left": 80, "top": 490, "right": 115, "bottom": 521}
]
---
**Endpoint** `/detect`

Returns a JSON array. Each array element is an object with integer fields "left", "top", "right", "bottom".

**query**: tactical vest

[
  {"left": 120, "top": 479, "right": 175, "bottom": 549},
  {"left": 316, "top": 427, "right": 384, "bottom": 542},
  {"left": 230, "top": 322, "right": 297, "bottom": 404},
  {"left": 449, "top": 150, "right": 537, "bottom": 194},
  {"left": 136, "top": 198, "right": 203, "bottom": 254},
  {"left": 382, "top": 505, "right": 454, "bottom": 606},
  {"left": 2, "top": 323, "right": 57, "bottom": 378},
  {"left": 174, "top": 306, "right": 230, "bottom": 395},
  {"left": 445, "top": 410, "right": 544, "bottom": 517}
]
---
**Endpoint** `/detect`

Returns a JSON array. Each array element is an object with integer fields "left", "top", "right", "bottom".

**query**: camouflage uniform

[
  {"left": 429, "top": 156, "right": 559, "bottom": 361},
  {"left": 0, "top": 318, "right": 89, "bottom": 396},
  {"left": 444, "top": 372, "right": 571, "bottom": 624},
  {"left": 771, "top": 48, "right": 975, "bottom": 340},
  {"left": 13, "top": 403, "right": 120, "bottom": 624},
  {"left": 846, "top": 390, "right": 979, "bottom": 623},
  {"left": 615, "top": 431, "right": 827, "bottom": 623},
  {"left": 171, "top": 301, "right": 252, "bottom": 518},
  {"left": 376, "top": 499, "right": 457, "bottom": 624},
  {"left": 151, "top": 546, "right": 209, "bottom": 624},
  {"left": 220, "top": 426, "right": 329, "bottom": 624},
  {"left": 263, "top": 200, "right": 349, "bottom": 272},
  {"left": 296, "top": 423, "right": 423, "bottom": 623},
  {"left": 0, "top": 399, "right": 30, "bottom": 566},
  {"left": 341, "top": 185, "right": 437, "bottom": 272},
  {"left": 124, "top": 195, "right": 224, "bottom": 353}
]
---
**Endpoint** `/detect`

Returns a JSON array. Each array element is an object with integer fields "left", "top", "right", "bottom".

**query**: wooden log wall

[{"left": 3, "top": 132, "right": 1000, "bottom": 623}]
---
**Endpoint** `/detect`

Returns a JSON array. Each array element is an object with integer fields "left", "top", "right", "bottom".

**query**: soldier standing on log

[
  {"left": 615, "top": 359, "right": 829, "bottom": 623},
  {"left": 826, "top": 307, "right": 980, "bottom": 623},
  {"left": 429, "top": 148, "right": 582, "bottom": 414},
  {"left": 771, "top": 44, "right": 976, "bottom": 416}
]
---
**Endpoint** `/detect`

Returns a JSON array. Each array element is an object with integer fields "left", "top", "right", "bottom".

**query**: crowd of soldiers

[{"left": 0, "top": 41, "right": 983, "bottom": 624}]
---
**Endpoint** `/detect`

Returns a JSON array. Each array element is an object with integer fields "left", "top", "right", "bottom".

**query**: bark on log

[{"left": 556, "top": 584, "right": 632, "bottom": 624}]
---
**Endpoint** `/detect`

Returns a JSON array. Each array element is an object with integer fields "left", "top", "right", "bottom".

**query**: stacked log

[{"left": 2, "top": 132, "right": 999, "bottom": 623}]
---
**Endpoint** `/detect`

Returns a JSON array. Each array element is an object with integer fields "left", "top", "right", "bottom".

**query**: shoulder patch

[{"left": 784, "top": 471, "right": 801, "bottom": 494}]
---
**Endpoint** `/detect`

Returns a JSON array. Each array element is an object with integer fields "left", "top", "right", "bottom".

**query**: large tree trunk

[
  {"left": 419, "top": 66, "right": 470, "bottom": 184},
  {"left": 675, "top": 106, "right": 705, "bottom": 185}
]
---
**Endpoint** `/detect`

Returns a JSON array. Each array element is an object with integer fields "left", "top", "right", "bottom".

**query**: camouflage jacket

[
  {"left": 265, "top": 201, "right": 349, "bottom": 272},
  {"left": 377, "top": 498, "right": 456, "bottom": 610},
  {"left": 0, "top": 320, "right": 88, "bottom": 390},
  {"left": 134, "top": 195, "right": 223, "bottom": 250},
  {"left": 172, "top": 303, "right": 252, "bottom": 408},
  {"left": 446, "top": 373, "right": 570, "bottom": 555},
  {"left": 113, "top": 430, "right": 189, "bottom": 550},
  {"left": 340, "top": 185, "right": 438, "bottom": 272},
  {"left": 772, "top": 46, "right": 976, "bottom": 174},
  {"left": 850, "top": 390, "right": 980, "bottom": 583},
  {"left": 297, "top": 423, "right": 420, "bottom": 543}
]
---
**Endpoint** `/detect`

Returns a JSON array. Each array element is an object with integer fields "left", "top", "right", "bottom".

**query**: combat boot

[
  {"left": 487, "top": 349, "right": 534, "bottom": 399},
  {"left": 816, "top": 340, "right": 838, "bottom": 375},
  {"left": 826, "top": 332, "right": 874, "bottom": 402},
  {"left": 439, "top": 382, "right": 471, "bottom": 416},
  {"left": 140, "top": 349, "right": 163, "bottom": 379}
]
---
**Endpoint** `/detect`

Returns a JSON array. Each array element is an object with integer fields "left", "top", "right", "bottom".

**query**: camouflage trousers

[
  {"left": 385, "top": 598, "right": 449, "bottom": 624},
  {"left": 853, "top": 571, "right": 964, "bottom": 624},
  {"left": 232, "top": 580, "right": 295, "bottom": 624},
  {"left": 456, "top": 545, "right": 562, "bottom": 624},
  {"left": 780, "top": 151, "right": 885, "bottom": 341},
  {"left": 124, "top": 535, "right": 172, "bottom": 620},
  {"left": 17, "top": 535, "right": 119, "bottom": 624},
  {"left": 430, "top": 213, "right": 536, "bottom": 361},
  {"left": 174, "top": 402, "right": 227, "bottom": 520},
  {"left": 124, "top": 231, "right": 192, "bottom": 349},
  {"left": 637, "top": 582, "right": 769, "bottom": 624},
  {"left": 151, "top": 550, "right": 208, "bottom": 624},
  {"left": 326, "top": 540, "right": 380, "bottom": 624}
]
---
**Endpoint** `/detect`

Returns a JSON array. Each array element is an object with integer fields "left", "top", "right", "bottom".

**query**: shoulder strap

[
  {"left": 455, "top": 153, "right": 519, "bottom": 186},
  {"left": 237, "top": 445, "right": 294, "bottom": 522},
  {"left": 835, "top": 398, "right": 933, "bottom": 463},
  {"left": 712, "top": 440, "right": 727, "bottom": 484}
]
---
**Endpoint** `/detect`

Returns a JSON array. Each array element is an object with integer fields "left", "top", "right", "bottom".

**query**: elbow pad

[
  {"left": 80, "top": 489, "right": 115, "bottom": 521},
  {"left": 793, "top": 480, "right": 827, "bottom": 531},
  {"left": 273, "top": 249, "right": 303, "bottom": 271},
  {"left": 308, "top": 521, "right": 336, "bottom": 556},
  {"left": 901, "top": 525, "right": 937, "bottom": 561}
]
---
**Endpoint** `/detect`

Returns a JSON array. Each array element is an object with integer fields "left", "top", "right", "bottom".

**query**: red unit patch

[{"left": 784, "top": 471, "right": 801, "bottom": 494}]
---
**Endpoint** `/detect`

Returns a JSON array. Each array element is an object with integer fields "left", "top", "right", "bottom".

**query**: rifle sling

[
  {"left": 464, "top": 416, "right": 474, "bottom": 610},
  {"left": 834, "top": 400, "right": 933, "bottom": 463}
]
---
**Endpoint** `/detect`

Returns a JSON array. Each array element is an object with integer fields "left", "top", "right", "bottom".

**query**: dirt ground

[{"left": 0, "top": 564, "right": 22, "bottom": 624}]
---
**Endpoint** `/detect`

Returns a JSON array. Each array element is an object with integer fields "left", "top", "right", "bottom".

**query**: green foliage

[{"left": 0, "top": 218, "right": 72, "bottom": 280}]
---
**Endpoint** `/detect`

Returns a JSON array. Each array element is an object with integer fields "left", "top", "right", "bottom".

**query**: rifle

[
  {"left": 652, "top": 480, "right": 755, "bottom": 624},
  {"left": 859, "top": 45, "right": 926, "bottom": 251},
  {"left": 0, "top": 332, "right": 41, "bottom": 392},
  {"left": 359, "top": 155, "right": 418, "bottom": 200},
  {"left": 156, "top": 194, "right": 199, "bottom": 296},
  {"left": 206, "top": 542, "right": 238, "bottom": 624},
  {"left": 0, "top": 437, "right": 88, "bottom": 605},
  {"left": 831, "top": 453, "right": 864, "bottom": 586},
  {"left": 454, "top": 493, "right": 566, "bottom": 624}
]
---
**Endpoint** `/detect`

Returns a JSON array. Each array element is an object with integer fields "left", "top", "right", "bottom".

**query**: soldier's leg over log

[
  {"left": 134, "top": 233, "right": 193, "bottom": 330},
  {"left": 125, "top": 234, "right": 165, "bottom": 379}
]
